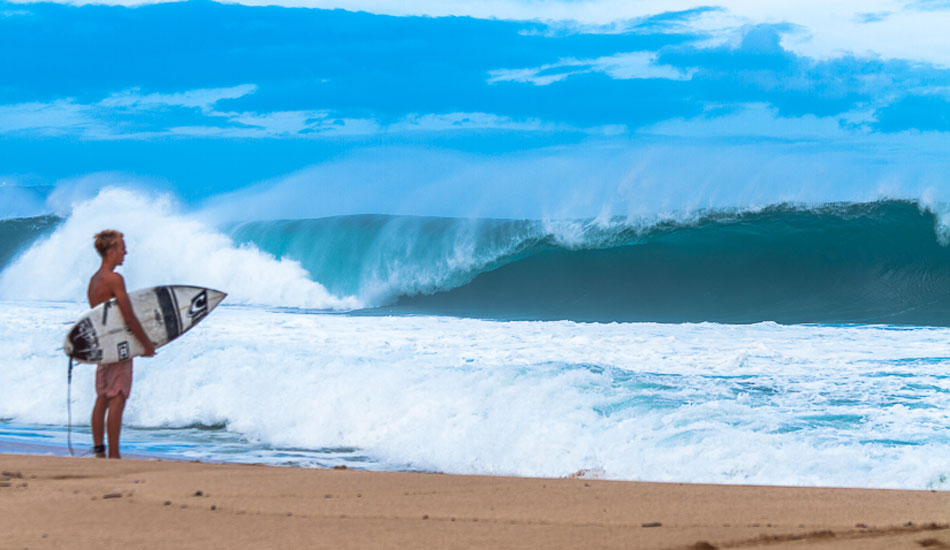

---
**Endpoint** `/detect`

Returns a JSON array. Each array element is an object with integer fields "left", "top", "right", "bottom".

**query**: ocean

[{"left": 1, "top": 188, "right": 949, "bottom": 489}]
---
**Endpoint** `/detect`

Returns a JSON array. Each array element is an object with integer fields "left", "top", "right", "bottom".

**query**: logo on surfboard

[
  {"left": 189, "top": 290, "right": 208, "bottom": 321},
  {"left": 117, "top": 341, "right": 130, "bottom": 360}
]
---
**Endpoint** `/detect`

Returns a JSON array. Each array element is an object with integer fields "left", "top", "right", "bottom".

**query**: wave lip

[
  {"left": 227, "top": 200, "right": 950, "bottom": 325},
  {"left": 384, "top": 200, "right": 950, "bottom": 325},
  {"left": 224, "top": 200, "right": 950, "bottom": 325}
]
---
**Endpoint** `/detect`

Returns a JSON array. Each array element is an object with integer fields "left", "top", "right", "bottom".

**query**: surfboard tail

[{"left": 64, "top": 317, "right": 103, "bottom": 363}]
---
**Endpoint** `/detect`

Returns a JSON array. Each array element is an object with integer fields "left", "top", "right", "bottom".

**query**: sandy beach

[{"left": 0, "top": 454, "right": 947, "bottom": 550}]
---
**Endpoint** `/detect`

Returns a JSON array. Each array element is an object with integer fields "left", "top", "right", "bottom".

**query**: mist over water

[{"left": 191, "top": 144, "right": 950, "bottom": 223}]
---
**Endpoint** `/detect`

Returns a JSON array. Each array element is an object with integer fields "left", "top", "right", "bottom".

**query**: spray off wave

[{"left": 0, "top": 188, "right": 360, "bottom": 309}]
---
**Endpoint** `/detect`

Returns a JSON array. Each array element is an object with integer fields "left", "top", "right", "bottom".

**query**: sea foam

[{"left": 3, "top": 300, "right": 949, "bottom": 490}]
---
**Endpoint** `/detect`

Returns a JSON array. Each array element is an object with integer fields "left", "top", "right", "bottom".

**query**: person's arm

[{"left": 108, "top": 273, "right": 156, "bottom": 357}]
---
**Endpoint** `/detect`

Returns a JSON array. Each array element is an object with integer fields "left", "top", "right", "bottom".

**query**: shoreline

[
  {"left": 2, "top": 453, "right": 948, "bottom": 549},
  {"left": 0, "top": 440, "right": 185, "bottom": 463}
]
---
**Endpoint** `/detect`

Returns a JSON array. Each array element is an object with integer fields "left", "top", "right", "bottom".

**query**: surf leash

[{"left": 67, "top": 357, "right": 74, "bottom": 456}]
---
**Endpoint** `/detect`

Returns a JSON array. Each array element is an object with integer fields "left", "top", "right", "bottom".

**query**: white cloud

[
  {"left": 390, "top": 112, "right": 547, "bottom": 132},
  {"left": 602, "top": 52, "right": 696, "bottom": 80},
  {"left": 0, "top": 87, "right": 620, "bottom": 139},
  {"left": 489, "top": 51, "right": 694, "bottom": 86},
  {"left": 0, "top": 100, "right": 91, "bottom": 135},
  {"left": 98, "top": 84, "right": 258, "bottom": 111},
  {"left": 163, "top": 110, "right": 382, "bottom": 138},
  {"left": 388, "top": 112, "right": 628, "bottom": 136},
  {"left": 0, "top": 85, "right": 262, "bottom": 139},
  {"left": 142, "top": 110, "right": 562, "bottom": 138},
  {"left": 638, "top": 100, "right": 950, "bottom": 147},
  {"left": 640, "top": 102, "right": 857, "bottom": 140},
  {"left": 489, "top": 66, "right": 568, "bottom": 87},
  {"left": 15, "top": 0, "right": 949, "bottom": 66}
]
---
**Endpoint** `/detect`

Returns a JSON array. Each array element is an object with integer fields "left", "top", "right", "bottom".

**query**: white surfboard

[{"left": 64, "top": 285, "right": 226, "bottom": 364}]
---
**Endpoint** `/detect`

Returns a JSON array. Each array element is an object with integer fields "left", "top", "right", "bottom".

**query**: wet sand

[{"left": 1, "top": 453, "right": 948, "bottom": 549}]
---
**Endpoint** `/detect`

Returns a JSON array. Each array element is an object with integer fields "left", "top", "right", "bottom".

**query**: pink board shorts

[{"left": 96, "top": 360, "right": 133, "bottom": 399}]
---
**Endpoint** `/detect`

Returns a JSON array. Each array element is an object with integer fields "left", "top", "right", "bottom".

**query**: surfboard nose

[{"left": 206, "top": 289, "right": 227, "bottom": 309}]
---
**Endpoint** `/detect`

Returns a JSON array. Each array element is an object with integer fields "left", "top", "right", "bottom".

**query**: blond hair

[{"left": 94, "top": 229, "right": 124, "bottom": 257}]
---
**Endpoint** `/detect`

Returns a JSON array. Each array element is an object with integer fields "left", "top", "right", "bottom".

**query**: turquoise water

[
  {"left": 0, "top": 419, "right": 391, "bottom": 469},
  {"left": 8, "top": 200, "right": 950, "bottom": 324}
]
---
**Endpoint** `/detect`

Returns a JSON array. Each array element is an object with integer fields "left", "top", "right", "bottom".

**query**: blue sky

[{"left": 2, "top": 0, "right": 950, "bottom": 219}]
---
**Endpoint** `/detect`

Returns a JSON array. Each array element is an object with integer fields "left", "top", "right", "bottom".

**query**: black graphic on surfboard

[
  {"left": 67, "top": 317, "right": 102, "bottom": 363},
  {"left": 189, "top": 290, "right": 209, "bottom": 321}
]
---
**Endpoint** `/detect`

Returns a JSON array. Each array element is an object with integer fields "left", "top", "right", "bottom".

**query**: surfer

[{"left": 87, "top": 230, "right": 156, "bottom": 458}]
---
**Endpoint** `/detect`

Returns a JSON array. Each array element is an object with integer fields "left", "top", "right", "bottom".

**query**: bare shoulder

[
  {"left": 95, "top": 271, "right": 126, "bottom": 295},
  {"left": 98, "top": 270, "right": 121, "bottom": 284},
  {"left": 107, "top": 271, "right": 128, "bottom": 290}
]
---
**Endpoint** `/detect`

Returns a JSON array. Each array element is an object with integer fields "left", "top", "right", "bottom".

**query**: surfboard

[{"left": 63, "top": 285, "right": 227, "bottom": 364}]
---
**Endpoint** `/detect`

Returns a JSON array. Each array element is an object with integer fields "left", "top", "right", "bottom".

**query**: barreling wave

[
  {"left": 4, "top": 192, "right": 950, "bottom": 325},
  {"left": 0, "top": 215, "right": 60, "bottom": 270},
  {"left": 228, "top": 200, "right": 950, "bottom": 325}
]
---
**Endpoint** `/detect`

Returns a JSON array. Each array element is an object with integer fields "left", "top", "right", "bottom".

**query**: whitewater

[{"left": 1, "top": 188, "right": 950, "bottom": 490}]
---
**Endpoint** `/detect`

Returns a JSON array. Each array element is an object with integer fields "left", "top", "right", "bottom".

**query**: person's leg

[
  {"left": 106, "top": 394, "right": 126, "bottom": 459},
  {"left": 91, "top": 396, "right": 108, "bottom": 458}
]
